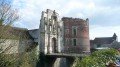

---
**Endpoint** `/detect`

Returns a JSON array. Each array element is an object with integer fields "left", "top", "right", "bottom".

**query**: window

[
  {"left": 53, "top": 25, "right": 55, "bottom": 31},
  {"left": 66, "top": 38, "right": 69, "bottom": 44},
  {"left": 73, "top": 28, "right": 76, "bottom": 36},
  {"left": 97, "top": 44, "right": 101, "bottom": 47},
  {"left": 49, "top": 19, "right": 52, "bottom": 25},
  {"left": 65, "top": 29, "right": 69, "bottom": 34},
  {"left": 73, "top": 39, "right": 77, "bottom": 46},
  {"left": 58, "top": 28, "right": 60, "bottom": 34},
  {"left": 53, "top": 20, "right": 55, "bottom": 24},
  {"left": 52, "top": 16, "right": 57, "bottom": 25},
  {"left": 72, "top": 26, "right": 77, "bottom": 36},
  {"left": 44, "top": 17, "right": 47, "bottom": 24},
  {"left": 45, "top": 24, "right": 47, "bottom": 31},
  {"left": 50, "top": 25, "right": 52, "bottom": 31},
  {"left": 53, "top": 16, "right": 57, "bottom": 21}
]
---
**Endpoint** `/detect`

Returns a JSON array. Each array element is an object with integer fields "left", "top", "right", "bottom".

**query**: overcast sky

[{"left": 11, "top": 0, "right": 120, "bottom": 40}]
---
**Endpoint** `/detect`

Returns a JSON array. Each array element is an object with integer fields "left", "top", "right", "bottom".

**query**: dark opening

[
  {"left": 73, "top": 28, "right": 76, "bottom": 36},
  {"left": 53, "top": 16, "right": 57, "bottom": 21},
  {"left": 73, "top": 39, "right": 76, "bottom": 46},
  {"left": 52, "top": 38, "right": 57, "bottom": 53}
]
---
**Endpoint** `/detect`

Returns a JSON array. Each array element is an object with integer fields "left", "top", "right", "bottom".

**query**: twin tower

[{"left": 39, "top": 9, "right": 90, "bottom": 54}]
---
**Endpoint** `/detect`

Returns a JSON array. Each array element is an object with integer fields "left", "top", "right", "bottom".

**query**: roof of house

[
  {"left": 0, "top": 26, "right": 33, "bottom": 40},
  {"left": 28, "top": 29, "right": 39, "bottom": 42},
  {"left": 90, "top": 33, "right": 117, "bottom": 44},
  {"left": 93, "top": 37, "right": 114, "bottom": 44},
  {"left": 28, "top": 29, "right": 39, "bottom": 39}
]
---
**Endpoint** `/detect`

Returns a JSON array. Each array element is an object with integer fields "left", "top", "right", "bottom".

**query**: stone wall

[{"left": 0, "top": 39, "right": 34, "bottom": 54}]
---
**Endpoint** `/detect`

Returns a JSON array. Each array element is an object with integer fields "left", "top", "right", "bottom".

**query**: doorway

[{"left": 52, "top": 38, "right": 57, "bottom": 53}]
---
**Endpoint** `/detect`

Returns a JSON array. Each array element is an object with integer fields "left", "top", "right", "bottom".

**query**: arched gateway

[{"left": 52, "top": 37, "right": 57, "bottom": 53}]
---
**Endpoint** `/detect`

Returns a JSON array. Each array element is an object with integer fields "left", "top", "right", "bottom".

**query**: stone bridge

[{"left": 36, "top": 52, "right": 90, "bottom": 67}]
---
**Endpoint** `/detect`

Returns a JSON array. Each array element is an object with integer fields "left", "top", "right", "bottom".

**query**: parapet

[{"left": 62, "top": 17, "right": 89, "bottom": 22}]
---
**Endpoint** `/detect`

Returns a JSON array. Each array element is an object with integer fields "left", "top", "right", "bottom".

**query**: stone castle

[
  {"left": 2, "top": 9, "right": 120, "bottom": 67},
  {"left": 39, "top": 9, "right": 90, "bottom": 54}
]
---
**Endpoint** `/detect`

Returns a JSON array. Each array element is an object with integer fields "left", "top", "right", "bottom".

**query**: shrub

[{"left": 72, "top": 49, "right": 119, "bottom": 67}]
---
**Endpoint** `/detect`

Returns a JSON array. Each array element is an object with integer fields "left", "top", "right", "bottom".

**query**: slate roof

[
  {"left": 28, "top": 29, "right": 39, "bottom": 39},
  {"left": 90, "top": 33, "right": 117, "bottom": 44},
  {"left": 93, "top": 37, "right": 114, "bottom": 44},
  {"left": 28, "top": 29, "right": 39, "bottom": 42}
]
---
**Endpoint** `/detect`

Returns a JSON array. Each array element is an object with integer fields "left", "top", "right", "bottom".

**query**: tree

[
  {"left": 0, "top": 0, "right": 20, "bottom": 52},
  {"left": 0, "top": 0, "right": 19, "bottom": 45},
  {"left": 0, "top": 0, "right": 19, "bottom": 26},
  {"left": 0, "top": 0, "right": 20, "bottom": 66},
  {"left": 72, "top": 49, "right": 119, "bottom": 67}
]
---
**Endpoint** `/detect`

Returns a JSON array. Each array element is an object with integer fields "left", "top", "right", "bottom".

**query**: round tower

[{"left": 62, "top": 17, "right": 90, "bottom": 53}]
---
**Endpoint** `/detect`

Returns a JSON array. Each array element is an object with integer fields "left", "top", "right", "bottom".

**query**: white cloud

[{"left": 90, "top": 25, "right": 120, "bottom": 41}]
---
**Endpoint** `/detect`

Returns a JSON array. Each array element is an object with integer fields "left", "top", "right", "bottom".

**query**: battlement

[{"left": 62, "top": 17, "right": 89, "bottom": 22}]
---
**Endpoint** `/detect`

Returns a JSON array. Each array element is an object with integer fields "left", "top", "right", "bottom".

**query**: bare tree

[
  {"left": 0, "top": 0, "right": 20, "bottom": 66},
  {"left": 0, "top": 0, "right": 19, "bottom": 51},
  {"left": 0, "top": 0, "right": 19, "bottom": 26}
]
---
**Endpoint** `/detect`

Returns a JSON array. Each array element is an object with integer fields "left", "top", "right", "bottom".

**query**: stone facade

[
  {"left": 39, "top": 9, "right": 64, "bottom": 54},
  {"left": 62, "top": 17, "right": 90, "bottom": 53}
]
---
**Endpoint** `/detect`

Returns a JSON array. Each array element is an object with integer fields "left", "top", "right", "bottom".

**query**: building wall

[
  {"left": 91, "top": 44, "right": 111, "bottom": 49},
  {"left": 62, "top": 17, "right": 90, "bottom": 53},
  {"left": 0, "top": 39, "right": 34, "bottom": 54},
  {"left": 91, "top": 41, "right": 120, "bottom": 49}
]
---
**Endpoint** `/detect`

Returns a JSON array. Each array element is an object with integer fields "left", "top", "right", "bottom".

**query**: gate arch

[{"left": 52, "top": 37, "right": 57, "bottom": 53}]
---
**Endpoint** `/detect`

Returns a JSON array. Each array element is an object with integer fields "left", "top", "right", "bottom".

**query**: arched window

[{"left": 52, "top": 16, "right": 57, "bottom": 25}]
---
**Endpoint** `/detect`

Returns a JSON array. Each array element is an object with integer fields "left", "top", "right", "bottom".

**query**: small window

[
  {"left": 65, "top": 38, "right": 70, "bottom": 45},
  {"left": 66, "top": 38, "right": 69, "bottom": 44},
  {"left": 53, "top": 16, "right": 57, "bottom": 21},
  {"left": 50, "top": 25, "right": 52, "bottom": 31},
  {"left": 44, "top": 17, "right": 47, "bottom": 24},
  {"left": 73, "top": 28, "right": 76, "bottom": 36},
  {"left": 97, "top": 44, "right": 101, "bottom": 47},
  {"left": 45, "top": 24, "right": 47, "bottom": 31},
  {"left": 53, "top": 25, "right": 55, "bottom": 31},
  {"left": 44, "top": 17, "right": 46, "bottom": 21},
  {"left": 53, "top": 20, "right": 55, "bottom": 24},
  {"left": 73, "top": 39, "right": 77, "bottom": 46},
  {"left": 65, "top": 29, "right": 69, "bottom": 34},
  {"left": 72, "top": 26, "right": 77, "bottom": 36}
]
